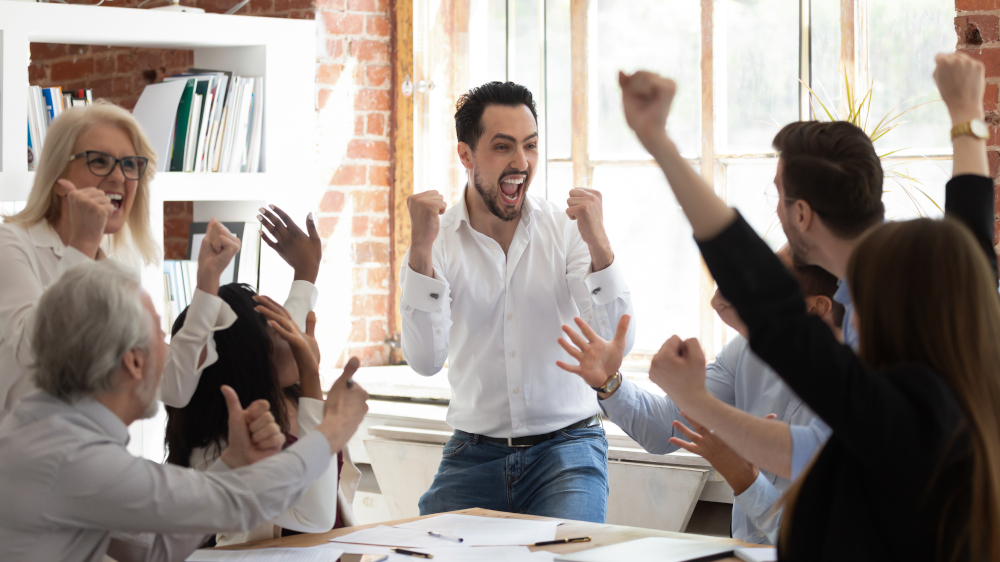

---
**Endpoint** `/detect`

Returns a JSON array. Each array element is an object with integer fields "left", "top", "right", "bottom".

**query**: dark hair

[
  {"left": 772, "top": 121, "right": 884, "bottom": 239},
  {"left": 164, "top": 283, "right": 299, "bottom": 467},
  {"left": 789, "top": 259, "right": 845, "bottom": 328},
  {"left": 454, "top": 81, "right": 537, "bottom": 150}
]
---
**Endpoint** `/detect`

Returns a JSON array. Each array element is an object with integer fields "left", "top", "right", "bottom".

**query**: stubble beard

[{"left": 472, "top": 167, "right": 530, "bottom": 223}]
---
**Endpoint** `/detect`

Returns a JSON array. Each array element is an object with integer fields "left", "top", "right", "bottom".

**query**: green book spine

[{"left": 170, "top": 79, "right": 196, "bottom": 172}]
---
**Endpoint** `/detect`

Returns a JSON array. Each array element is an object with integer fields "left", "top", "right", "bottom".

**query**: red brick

[
  {"left": 317, "top": 88, "right": 334, "bottom": 110},
  {"left": 30, "top": 43, "right": 65, "bottom": 60},
  {"left": 248, "top": 0, "right": 275, "bottom": 13},
  {"left": 366, "top": 114, "right": 386, "bottom": 136},
  {"left": 318, "top": 216, "right": 340, "bottom": 237},
  {"left": 957, "top": 0, "right": 1000, "bottom": 10},
  {"left": 320, "top": 190, "right": 346, "bottom": 212},
  {"left": 348, "top": 0, "right": 375, "bottom": 11},
  {"left": 290, "top": 9, "right": 316, "bottom": 18},
  {"left": 319, "top": 38, "right": 344, "bottom": 60},
  {"left": 322, "top": 12, "right": 364, "bottom": 34},
  {"left": 275, "top": 0, "right": 313, "bottom": 11},
  {"left": 164, "top": 239, "right": 189, "bottom": 261},
  {"left": 367, "top": 267, "right": 389, "bottom": 289},
  {"left": 963, "top": 48, "right": 1000, "bottom": 78},
  {"left": 370, "top": 216, "right": 390, "bottom": 237},
  {"left": 352, "top": 189, "right": 389, "bottom": 212},
  {"left": 366, "top": 65, "right": 391, "bottom": 87},
  {"left": 351, "top": 294, "right": 388, "bottom": 317},
  {"left": 349, "top": 319, "right": 367, "bottom": 342},
  {"left": 353, "top": 66, "right": 367, "bottom": 86},
  {"left": 28, "top": 62, "right": 46, "bottom": 83},
  {"left": 969, "top": 15, "right": 999, "bottom": 44},
  {"left": 316, "top": 0, "right": 346, "bottom": 9},
  {"left": 986, "top": 83, "right": 999, "bottom": 112},
  {"left": 990, "top": 150, "right": 1000, "bottom": 178},
  {"left": 344, "top": 344, "right": 389, "bottom": 367},
  {"left": 368, "top": 319, "right": 387, "bottom": 343},
  {"left": 50, "top": 58, "right": 95, "bottom": 82},
  {"left": 355, "top": 89, "right": 390, "bottom": 111},
  {"left": 351, "top": 40, "right": 389, "bottom": 63},
  {"left": 117, "top": 53, "right": 138, "bottom": 74},
  {"left": 164, "top": 217, "right": 192, "bottom": 240},
  {"left": 348, "top": 139, "right": 390, "bottom": 160},
  {"left": 368, "top": 164, "right": 390, "bottom": 186},
  {"left": 331, "top": 164, "right": 367, "bottom": 185},
  {"left": 366, "top": 15, "right": 390, "bottom": 36},
  {"left": 352, "top": 268, "right": 368, "bottom": 290},
  {"left": 91, "top": 45, "right": 112, "bottom": 53},
  {"left": 354, "top": 115, "right": 365, "bottom": 135},
  {"left": 317, "top": 63, "right": 344, "bottom": 85},
  {"left": 354, "top": 241, "right": 389, "bottom": 263},
  {"left": 94, "top": 53, "right": 116, "bottom": 75},
  {"left": 164, "top": 201, "right": 193, "bottom": 217},
  {"left": 352, "top": 215, "right": 370, "bottom": 236},
  {"left": 163, "top": 49, "right": 193, "bottom": 69},
  {"left": 67, "top": 44, "right": 89, "bottom": 57},
  {"left": 90, "top": 77, "right": 116, "bottom": 101},
  {"left": 375, "top": 0, "right": 388, "bottom": 12}
]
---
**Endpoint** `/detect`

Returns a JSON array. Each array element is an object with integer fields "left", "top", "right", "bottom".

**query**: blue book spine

[{"left": 41, "top": 89, "right": 57, "bottom": 125}]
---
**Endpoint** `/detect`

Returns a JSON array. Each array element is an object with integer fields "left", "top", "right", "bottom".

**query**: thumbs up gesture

[{"left": 219, "top": 385, "right": 286, "bottom": 469}]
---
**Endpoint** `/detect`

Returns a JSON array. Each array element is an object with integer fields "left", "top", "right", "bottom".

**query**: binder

[{"left": 169, "top": 79, "right": 196, "bottom": 172}]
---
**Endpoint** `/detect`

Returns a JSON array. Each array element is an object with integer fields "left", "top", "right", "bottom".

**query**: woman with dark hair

[{"left": 615, "top": 53, "right": 1000, "bottom": 561}]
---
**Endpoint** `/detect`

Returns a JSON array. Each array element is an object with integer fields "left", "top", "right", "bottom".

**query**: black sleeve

[
  {"left": 697, "top": 214, "right": 947, "bottom": 470},
  {"left": 944, "top": 174, "right": 997, "bottom": 284}
]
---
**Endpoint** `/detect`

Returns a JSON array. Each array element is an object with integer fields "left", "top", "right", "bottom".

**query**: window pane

[
  {"left": 715, "top": 0, "right": 799, "bottom": 155},
  {"left": 810, "top": 0, "right": 843, "bottom": 117},
  {"left": 545, "top": 0, "right": 572, "bottom": 160},
  {"left": 868, "top": 0, "right": 954, "bottom": 154},
  {"left": 724, "top": 162, "right": 788, "bottom": 250},
  {"left": 593, "top": 165, "right": 703, "bottom": 352},
  {"left": 546, "top": 160, "right": 574, "bottom": 204},
  {"left": 592, "top": 0, "right": 701, "bottom": 160},
  {"left": 882, "top": 158, "right": 950, "bottom": 221}
]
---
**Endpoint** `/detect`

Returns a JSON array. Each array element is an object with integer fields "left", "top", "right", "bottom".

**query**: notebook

[{"left": 555, "top": 537, "right": 734, "bottom": 562}]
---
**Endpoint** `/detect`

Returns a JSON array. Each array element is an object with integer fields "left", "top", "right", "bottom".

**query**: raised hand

[
  {"left": 315, "top": 357, "right": 369, "bottom": 455},
  {"left": 407, "top": 190, "right": 447, "bottom": 277},
  {"left": 649, "top": 335, "right": 708, "bottom": 409},
  {"left": 258, "top": 205, "right": 322, "bottom": 284},
  {"left": 933, "top": 52, "right": 986, "bottom": 123},
  {"left": 668, "top": 412, "right": 759, "bottom": 495},
  {"left": 253, "top": 295, "right": 321, "bottom": 399},
  {"left": 219, "top": 384, "right": 285, "bottom": 469},
  {"left": 619, "top": 71, "right": 677, "bottom": 149},
  {"left": 55, "top": 178, "right": 114, "bottom": 259},
  {"left": 196, "top": 219, "right": 241, "bottom": 296},
  {"left": 566, "top": 188, "right": 614, "bottom": 271},
  {"left": 557, "top": 315, "right": 630, "bottom": 394}
]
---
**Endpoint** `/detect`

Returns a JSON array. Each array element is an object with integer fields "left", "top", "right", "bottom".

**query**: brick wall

[
  {"left": 163, "top": 202, "right": 194, "bottom": 260},
  {"left": 956, "top": 0, "right": 1000, "bottom": 248},
  {"left": 27, "top": 0, "right": 395, "bottom": 367}
]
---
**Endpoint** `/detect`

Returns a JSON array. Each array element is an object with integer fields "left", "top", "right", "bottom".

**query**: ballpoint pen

[
  {"left": 391, "top": 548, "right": 434, "bottom": 558},
  {"left": 427, "top": 530, "right": 464, "bottom": 542},
  {"left": 529, "top": 536, "right": 592, "bottom": 546}
]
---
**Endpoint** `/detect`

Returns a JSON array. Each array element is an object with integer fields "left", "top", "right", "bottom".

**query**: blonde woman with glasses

[{"left": 0, "top": 101, "right": 242, "bottom": 416}]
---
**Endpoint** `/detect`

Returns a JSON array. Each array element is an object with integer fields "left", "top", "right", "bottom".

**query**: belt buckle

[{"left": 507, "top": 437, "right": 532, "bottom": 448}]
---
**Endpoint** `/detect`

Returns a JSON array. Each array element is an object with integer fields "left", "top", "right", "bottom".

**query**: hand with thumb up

[{"left": 219, "top": 385, "right": 286, "bottom": 469}]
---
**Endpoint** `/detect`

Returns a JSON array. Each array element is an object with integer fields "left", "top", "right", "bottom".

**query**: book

[
  {"left": 169, "top": 79, "right": 196, "bottom": 172},
  {"left": 131, "top": 80, "right": 190, "bottom": 172},
  {"left": 183, "top": 92, "right": 203, "bottom": 172}
]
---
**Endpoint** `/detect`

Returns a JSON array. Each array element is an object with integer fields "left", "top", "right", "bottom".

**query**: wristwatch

[
  {"left": 951, "top": 118, "right": 989, "bottom": 141},
  {"left": 592, "top": 371, "right": 622, "bottom": 395}
]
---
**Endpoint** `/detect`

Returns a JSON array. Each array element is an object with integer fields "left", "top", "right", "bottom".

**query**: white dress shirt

[
  {"left": 400, "top": 190, "right": 634, "bottom": 437},
  {"left": 0, "top": 220, "right": 319, "bottom": 414},
  {"left": 0, "top": 390, "right": 332, "bottom": 562}
]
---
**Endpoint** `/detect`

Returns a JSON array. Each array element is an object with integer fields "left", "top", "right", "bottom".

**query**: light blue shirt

[{"left": 600, "top": 335, "right": 819, "bottom": 544}]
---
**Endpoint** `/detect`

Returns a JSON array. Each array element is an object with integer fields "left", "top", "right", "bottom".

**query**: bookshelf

[{"left": 0, "top": 1, "right": 318, "bottom": 317}]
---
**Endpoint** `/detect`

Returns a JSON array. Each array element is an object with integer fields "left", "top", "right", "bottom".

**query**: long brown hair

[{"left": 779, "top": 218, "right": 1000, "bottom": 561}]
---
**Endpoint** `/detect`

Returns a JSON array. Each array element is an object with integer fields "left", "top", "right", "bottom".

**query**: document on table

[
  {"left": 394, "top": 514, "right": 563, "bottom": 546},
  {"left": 186, "top": 544, "right": 345, "bottom": 561},
  {"left": 331, "top": 525, "right": 472, "bottom": 549},
  {"left": 336, "top": 544, "right": 552, "bottom": 562}
]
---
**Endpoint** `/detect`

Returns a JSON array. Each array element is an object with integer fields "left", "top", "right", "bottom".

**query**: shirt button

[
  {"left": 513, "top": 388, "right": 520, "bottom": 394},
  {"left": 601, "top": 321, "right": 606, "bottom": 326},
  {"left": 510, "top": 351, "right": 516, "bottom": 358},
  {"left": 435, "top": 329, "right": 441, "bottom": 334},
  {"left": 516, "top": 423, "right": 523, "bottom": 429},
  {"left": 507, "top": 314, "right": 513, "bottom": 320}
]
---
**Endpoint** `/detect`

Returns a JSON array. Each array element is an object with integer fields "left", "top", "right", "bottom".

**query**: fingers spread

[
  {"left": 680, "top": 411, "right": 709, "bottom": 434},
  {"left": 671, "top": 419, "right": 701, "bottom": 441},
  {"left": 668, "top": 437, "right": 698, "bottom": 454},
  {"left": 557, "top": 337, "right": 583, "bottom": 360},
  {"left": 555, "top": 360, "right": 583, "bottom": 375},
  {"left": 305, "top": 311, "right": 317, "bottom": 337},
  {"left": 574, "top": 317, "right": 600, "bottom": 343},
  {"left": 613, "top": 315, "right": 631, "bottom": 346},
  {"left": 562, "top": 324, "right": 589, "bottom": 348}
]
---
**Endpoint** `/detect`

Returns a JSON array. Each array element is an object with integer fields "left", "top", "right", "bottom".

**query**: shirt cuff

[
  {"left": 734, "top": 470, "right": 778, "bottom": 520},
  {"left": 285, "top": 280, "right": 319, "bottom": 332},
  {"left": 598, "top": 376, "right": 638, "bottom": 418},
  {"left": 584, "top": 259, "right": 629, "bottom": 306},
  {"left": 285, "top": 431, "right": 333, "bottom": 482},
  {"left": 400, "top": 264, "right": 447, "bottom": 313},
  {"left": 296, "top": 397, "right": 325, "bottom": 435},
  {"left": 207, "top": 457, "right": 232, "bottom": 473}
]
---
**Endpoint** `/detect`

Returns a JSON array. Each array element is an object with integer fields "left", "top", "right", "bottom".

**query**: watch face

[
  {"left": 971, "top": 119, "right": 990, "bottom": 139},
  {"left": 604, "top": 373, "right": 621, "bottom": 393}
]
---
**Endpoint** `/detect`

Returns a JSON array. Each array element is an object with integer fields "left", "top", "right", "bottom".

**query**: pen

[
  {"left": 391, "top": 548, "right": 434, "bottom": 559},
  {"left": 529, "top": 536, "right": 592, "bottom": 546},
  {"left": 427, "top": 530, "right": 464, "bottom": 542}
]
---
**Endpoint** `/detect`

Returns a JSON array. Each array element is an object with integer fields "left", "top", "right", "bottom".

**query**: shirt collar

[
  {"left": 26, "top": 220, "right": 66, "bottom": 256},
  {"left": 441, "top": 185, "right": 538, "bottom": 233},
  {"left": 75, "top": 396, "right": 130, "bottom": 446},
  {"left": 833, "top": 278, "right": 852, "bottom": 306}
]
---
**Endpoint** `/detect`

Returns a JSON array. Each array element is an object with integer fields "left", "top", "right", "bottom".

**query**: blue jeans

[{"left": 418, "top": 426, "right": 609, "bottom": 523}]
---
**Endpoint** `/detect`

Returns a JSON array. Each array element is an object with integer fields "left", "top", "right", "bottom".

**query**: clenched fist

[
  {"left": 619, "top": 71, "right": 677, "bottom": 152},
  {"left": 56, "top": 179, "right": 114, "bottom": 259},
  {"left": 933, "top": 52, "right": 986, "bottom": 124},
  {"left": 196, "top": 219, "right": 241, "bottom": 296},
  {"left": 649, "top": 335, "right": 709, "bottom": 410},
  {"left": 407, "top": 191, "right": 447, "bottom": 277},
  {"left": 566, "top": 188, "right": 614, "bottom": 270}
]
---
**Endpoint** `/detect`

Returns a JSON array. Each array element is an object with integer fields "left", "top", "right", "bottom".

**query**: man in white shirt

[
  {"left": 0, "top": 260, "right": 368, "bottom": 562},
  {"left": 400, "top": 81, "right": 634, "bottom": 523}
]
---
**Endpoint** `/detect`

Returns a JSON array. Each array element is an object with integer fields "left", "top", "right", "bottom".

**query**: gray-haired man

[{"left": 0, "top": 260, "right": 369, "bottom": 562}]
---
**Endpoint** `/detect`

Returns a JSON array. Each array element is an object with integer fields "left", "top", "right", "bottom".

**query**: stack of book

[
  {"left": 158, "top": 70, "right": 264, "bottom": 173},
  {"left": 27, "top": 86, "right": 93, "bottom": 169}
]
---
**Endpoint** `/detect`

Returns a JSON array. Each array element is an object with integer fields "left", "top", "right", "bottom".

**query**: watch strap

[{"left": 591, "top": 371, "right": 621, "bottom": 393}]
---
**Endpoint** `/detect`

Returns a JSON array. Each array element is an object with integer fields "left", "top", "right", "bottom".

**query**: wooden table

[{"left": 214, "top": 508, "right": 759, "bottom": 561}]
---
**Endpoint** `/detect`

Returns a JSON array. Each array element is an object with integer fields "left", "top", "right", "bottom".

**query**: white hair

[{"left": 33, "top": 260, "right": 152, "bottom": 402}]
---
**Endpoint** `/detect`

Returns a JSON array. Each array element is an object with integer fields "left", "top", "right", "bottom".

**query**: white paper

[
  {"left": 338, "top": 545, "right": 538, "bottom": 562},
  {"left": 131, "top": 80, "right": 190, "bottom": 172},
  {"left": 330, "top": 525, "right": 471, "bottom": 549},
  {"left": 394, "top": 514, "right": 562, "bottom": 547},
  {"left": 735, "top": 547, "right": 778, "bottom": 562},
  {"left": 186, "top": 543, "right": 344, "bottom": 561}
]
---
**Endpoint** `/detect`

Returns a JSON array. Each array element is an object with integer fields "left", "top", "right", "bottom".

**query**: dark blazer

[{"left": 697, "top": 175, "right": 997, "bottom": 561}]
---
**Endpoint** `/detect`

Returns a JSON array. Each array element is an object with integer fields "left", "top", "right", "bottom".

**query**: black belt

[{"left": 477, "top": 414, "right": 602, "bottom": 448}]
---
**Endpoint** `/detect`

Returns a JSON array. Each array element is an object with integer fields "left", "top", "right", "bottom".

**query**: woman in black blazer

[{"left": 617, "top": 53, "right": 1000, "bottom": 562}]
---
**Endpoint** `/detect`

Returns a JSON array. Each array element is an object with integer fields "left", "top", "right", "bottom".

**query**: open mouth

[
  {"left": 499, "top": 175, "right": 525, "bottom": 206},
  {"left": 106, "top": 192, "right": 123, "bottom": 212}
]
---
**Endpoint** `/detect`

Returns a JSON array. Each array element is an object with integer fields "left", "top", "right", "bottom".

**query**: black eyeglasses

[{"left": 68, "top": 151, "right": 149, "bottom": 181}]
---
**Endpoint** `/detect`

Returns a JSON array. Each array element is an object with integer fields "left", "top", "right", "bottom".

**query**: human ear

[
  {"left": 795, "top": 199, "right": 814, "bottom": 232},
  {"left": 121, "top": 348, "right": 146, "bottom": 382},
  {"left": 805, "top": 295, "right": 832, "bottom": 319},
  {"left": 457, "top": 142, "right": 474, "bottom": 170}
]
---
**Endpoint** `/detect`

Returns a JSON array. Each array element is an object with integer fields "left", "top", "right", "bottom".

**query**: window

[{"left": 410, "top": 0, "right": 955, "bottom": 367}]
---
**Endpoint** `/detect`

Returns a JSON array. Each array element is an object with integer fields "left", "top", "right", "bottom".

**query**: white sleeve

[
  {"left": 265, "top": 398, "right": 339, "bottom": 533},
  {"left": 399, "top": 248, "right": 451, "bottom": 376},
  {"left": 158, "top": 289, "right": 237, "bottom": 408},
  {"left": 565, "top": 228, "right": 635, "bottom": 354},
  {"left": 283, "top": 280, "right": 319, "bottom": 332}
]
